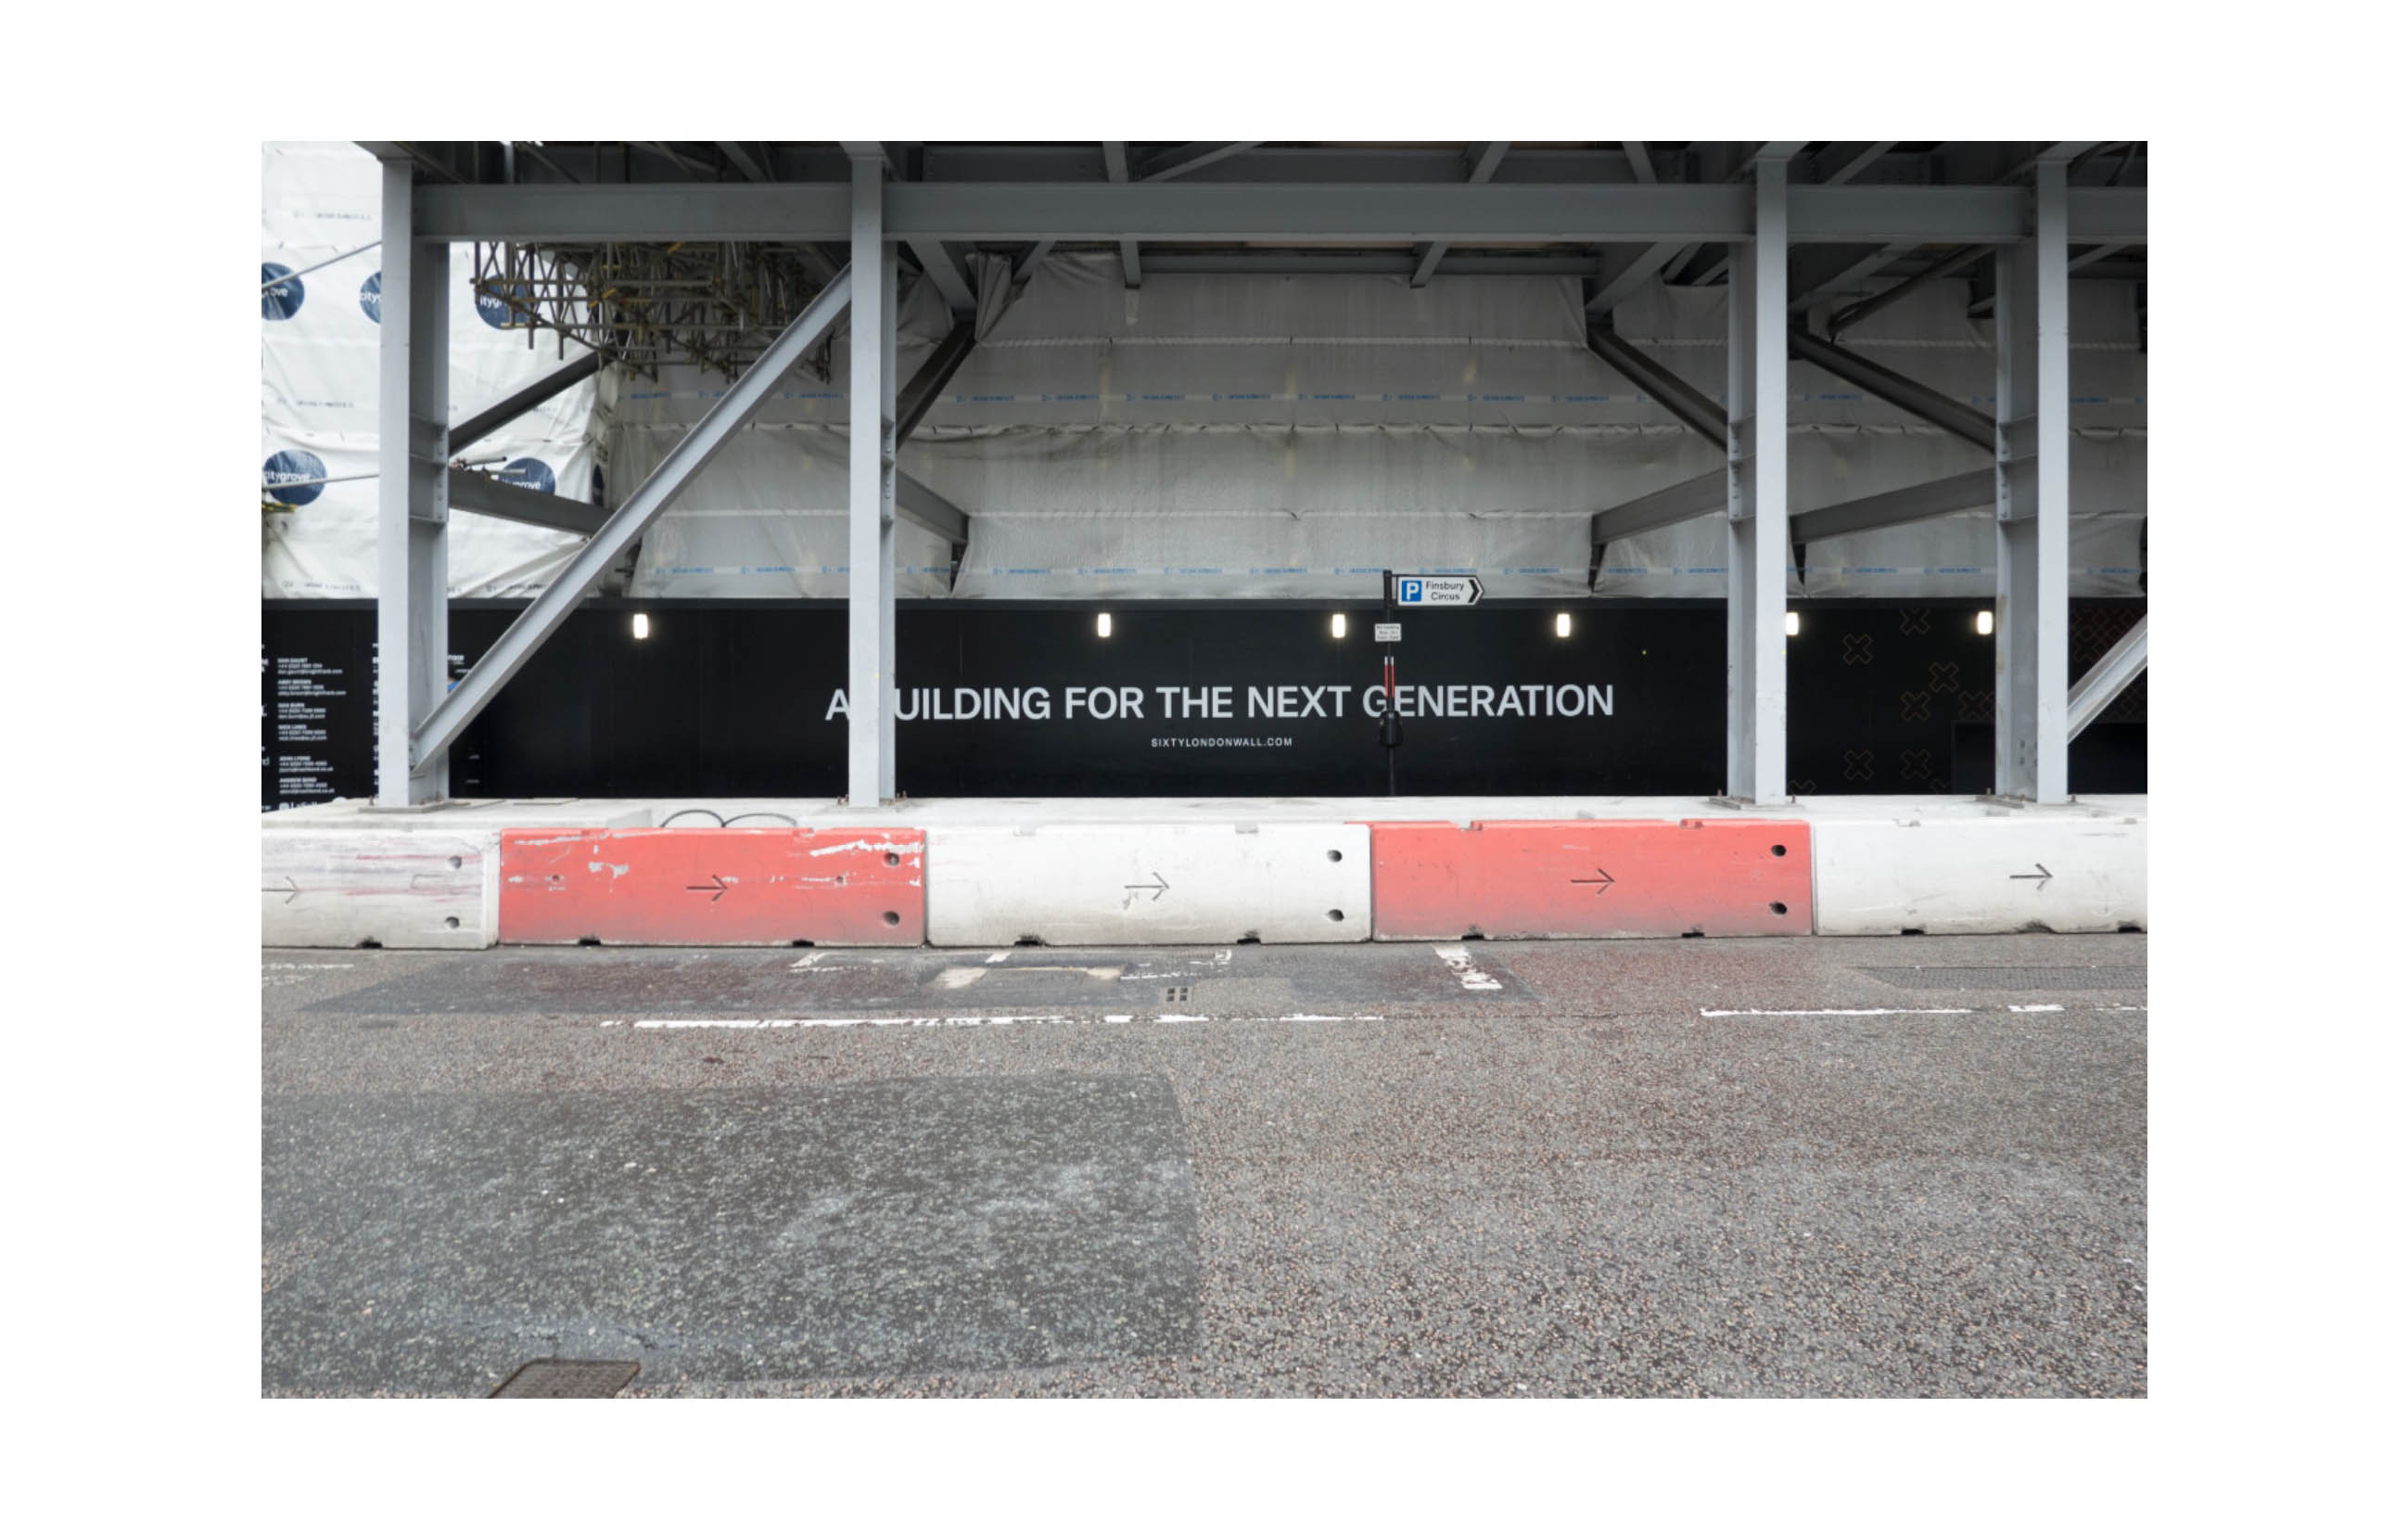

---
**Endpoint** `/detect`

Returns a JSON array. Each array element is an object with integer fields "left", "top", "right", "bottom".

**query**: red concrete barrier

[
  {"left": 498, "top": 827, "right": 925, "bottom": 946},
  {"left": 1367, "top": 819, "right": 1812, "bottom": 940}
]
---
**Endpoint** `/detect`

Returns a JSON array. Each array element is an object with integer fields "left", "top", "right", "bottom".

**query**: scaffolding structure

[{"left": 356, "top": 141, "right": 2147, "bottom": 812}]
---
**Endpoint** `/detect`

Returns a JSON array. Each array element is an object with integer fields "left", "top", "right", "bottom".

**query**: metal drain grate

[
  {"left": 1860, "top": 965, "right": 2147, "bottom": 991},
  {"left": 1164, "top": 985, "right": 1191, "bottom": 1004},
  {"left": 489, "top": 1359, "right": 640, "bottom": 1399}
]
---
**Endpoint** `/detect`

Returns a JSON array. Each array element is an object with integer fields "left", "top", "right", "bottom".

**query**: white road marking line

[
  {"left": 2008, "top": 1004, "right": 2065, "bottom": 1013},
  {"left": 1702, "top": 1007, "right": 1976, "bottom": 1017},
  {"left": 986, "top": 953, "right": 1010, "bottom": 964},
  {"left": 631, "top": 1016, "right": 1069, "bottom": 1030},
  {"left": 1104, "top": 1014, "right": 1134, "bottom": 1023},
  {"left": 936, "top": 967, "right": 987, "bottom": 990},
  {"left": 788, "top": 953, "right": 825, "bottom": 971},
  {"left": 1156, "top": 1014, "right": 1211, "bottom": 1023},
  {"left": 1433, "top": 944, "right": 1504, "bottom": 991},
  {"left": 261, "top": 962, "right": 355, "bottom": 970}
]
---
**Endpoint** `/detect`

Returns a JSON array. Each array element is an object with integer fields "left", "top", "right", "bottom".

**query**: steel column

[
  {"left": 1726, "top": 159, "right": 1790, "bottom": 802},
  {"left": 409, "top": 271, "right": 855, "bottom": 769},
  {"left": 376, "top": 161, "right": 449, "bottom": 806},
  {"left": 848, "top": 159, "right": 898, "bottom": 805},
  {"left": 1994, "top": 160, "right": 2072, "bottom": 801}
]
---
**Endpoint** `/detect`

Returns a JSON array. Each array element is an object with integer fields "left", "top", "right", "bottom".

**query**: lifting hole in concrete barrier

[
  {"left": 444, "top": 916, "right": 461, "bottom": 929},
  {"left": 1771, "top": 844, "right": 1788, "bottom": 857},
  {"left": 1327, "top": 849, "right": 1344, "bottom": 862},
  {"left": 885, "top": 852, "right": 900, "bottom": 866},
  {"left": 448, "top": 855, "right": 463, "bottom": 870},
  {"left": 1327, "top": 909, "right": 1345, "bottom": 923},
  {"left": 1769, "top": 902, "right": 1788, "bottom": 916},
  {"left": 882, "top": 911, "right": 900, "bottom": 927}
]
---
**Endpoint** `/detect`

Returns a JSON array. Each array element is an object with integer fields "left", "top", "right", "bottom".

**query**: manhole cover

[
  {"left": 1859, "top": 965, "right": 2147, "bottom": 991},
  {"left": 489, "top": 1359, "right": 640, "bottom": 1398}
]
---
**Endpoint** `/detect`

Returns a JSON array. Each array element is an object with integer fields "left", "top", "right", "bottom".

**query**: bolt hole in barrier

[
  {"left": 1365, "top": 819, "right": 1815, "bottom": 940},
  {"left": 498, "top": 828, "right": 927, "bottom": 946},
  {"left": 1328, "top": 850, "right": 1344, "bottom": 862},
  {"left": 1328, "top": 909, "right": 1345, "bottom": 922}
]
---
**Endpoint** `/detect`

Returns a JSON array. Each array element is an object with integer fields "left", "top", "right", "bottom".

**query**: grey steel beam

[
  {"left": 716, "top": 141, "right": 768, "bottom": 181},
  {"left": 1585, "top": 324, "right": 1727, "bottom": 448},
  {"left": 1622, "top": 142, "right": 1656, "bottom": 184},
  {"left": 448, "top": 352, "right": 603, "bottom": 454},
  {"left": 896, "top": 319, "right": 978, "bottom": 441},
  {"left": 1788, "top": 468, "right": 1993, "bottom": 544},
  {"left": 414, "top": 180, "right": 2145, "bottom": 247},
  {"left": 376, "top": 160, "right": 451, "bottom": 806},
  {"left": 1588, "top": 469, "right": 1725, "bottom": 548},
  {"left": 1790, "top": 242, "right": 1914, "bottom": 313},
  {"left": 895, "top": 472, "right": 967, "bottom": 546},
  {"left": 1585, "top": 240, "right": 1688, "bottom": 314},
  {"left": 1135, "top": 142, "right": 1263, "bottom": 182},
  {"left": 1104, "top": 143, "right": 1141, "bottom": 288},
  {"left": 1726, "top": 156, "right": 1791, "bottom": 802},
  {"left": 907, "top": 236, "right": 978, "bottom": 313},
  {"left": 848, "top": 160, "right": 898, "bottom": 805},
  {"left": 410, "top": 269, "right": 855, "bottom": 772},
  {"left": 1817, "top": 141, "right": 1896, "bottom": 185},
  {"left": 1828, "top": 245, "right": 1989, "bottom": 335},
  {"left": 1410, "top": 141, "right": 1510, "bottom": 287},
  {"left": 1147, "top": 251, "right": 1602, "bottom": 276},
  {"left": 2067, "top": 616, "right": 2147, "bottom": 741},
  {"left": 446, "top": 471, "right": 608, "bottom": 536},
  {"left": 1994, "top": 161, "right": 2072, "bottom": 802},
  {"left": 1787, "top": 328, "right": 1994, "bottom": 449},
  {"left": 2067, "top": 242, "right": 2128, "bottom": 274}
]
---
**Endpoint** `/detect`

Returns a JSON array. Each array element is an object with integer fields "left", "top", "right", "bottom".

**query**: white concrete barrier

[
  {"left": 927, "top": 823, "right": 1371, "bottom": 945},
  {"left": 261, "top": 827, "right": 499, "bottom": 949},
  {"left": 1812, "top": 810, "right": 2147, "bottom": 935}
]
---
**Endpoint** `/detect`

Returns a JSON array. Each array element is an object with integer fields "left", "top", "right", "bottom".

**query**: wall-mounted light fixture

[
  {"left": 631, "top": 612, "right": 651, "bottom": 640},
  {"left": 1554, "top": 612, "right": 1573, "bottom": 638},
  {"left": 1331, "top": 613, "right": 1347, "bottom": 639},
  {"left": 1784, "top": 611, "right": 1801, "bottom": 637},
  {"left": 1096, "top": 612, "right": 1113, "bottom": 638},
  {"left": 1976, "top": 609, "right": 1994, "bottom": 636}
]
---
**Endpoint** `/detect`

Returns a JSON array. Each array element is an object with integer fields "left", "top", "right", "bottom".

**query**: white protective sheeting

[
  {"left": 617, "top": 272, "right": 960, "bottom": 598},
  {"left": 261, "top": 142, "right": 608, "bottom": 598},
  {"left": 619, "top": 249, "right": 2142, "bottom": 600}
]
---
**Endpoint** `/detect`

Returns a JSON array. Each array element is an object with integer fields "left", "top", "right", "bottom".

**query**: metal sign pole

[{"left": 1380, "top": 568, "right": 1401, "bottom": 796}]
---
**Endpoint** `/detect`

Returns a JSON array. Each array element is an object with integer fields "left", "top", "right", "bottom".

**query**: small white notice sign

[{"left": 1374, "top": 622, "right": 1402, "bottom": 643}]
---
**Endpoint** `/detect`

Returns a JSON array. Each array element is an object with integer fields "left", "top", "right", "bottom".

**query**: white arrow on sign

[{"left": 1395, "top": 574, "right": 1484, "bottom": 608}]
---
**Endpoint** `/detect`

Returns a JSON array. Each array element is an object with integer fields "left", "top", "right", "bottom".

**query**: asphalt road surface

[{"left": 261, "top": 932, "right": 2146, "bottom": 1398}]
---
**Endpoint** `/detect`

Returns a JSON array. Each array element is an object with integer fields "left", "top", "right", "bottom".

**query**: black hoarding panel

[{"left": 261, "top": 600, "right": 2144, "bottom": 806}]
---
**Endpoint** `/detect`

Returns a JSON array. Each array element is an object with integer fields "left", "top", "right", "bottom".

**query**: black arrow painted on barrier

[
  {"left": 688, "top": 875, "right": 730, "bottom": 902},
  {"left": 1571, "top": 868, "right": 1616, "bottom": 894},
  {"left": 1124, "top": 872, "right": 1170, "bottom": 902},
  {"left": 2010, "top": 863, "right": 2054, "bottom": 893},
  {"left": 261, "top": 876, "right": 299, "bottom": 904}
]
